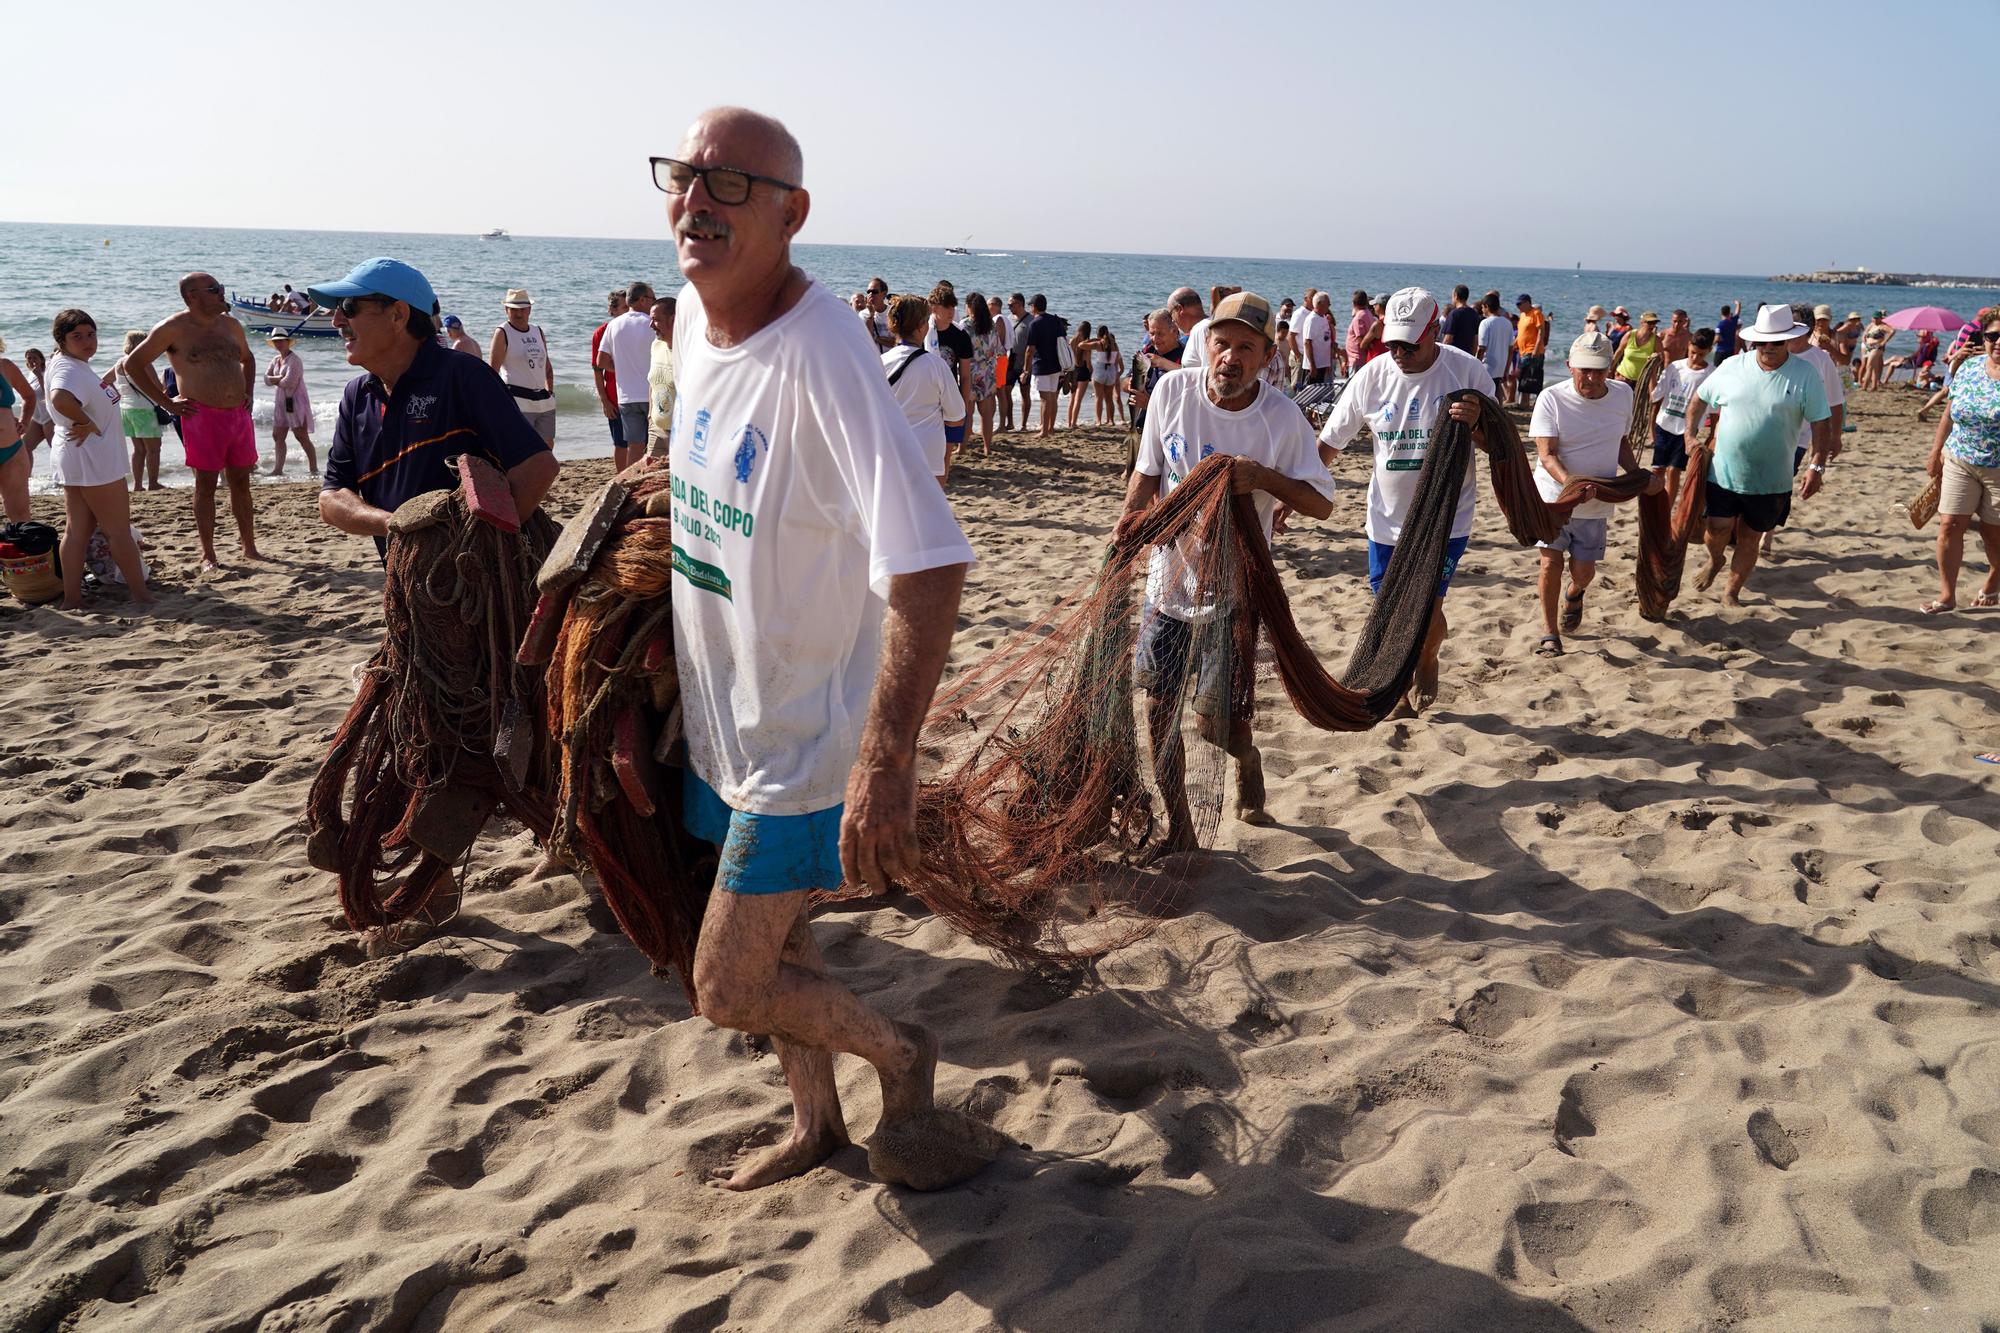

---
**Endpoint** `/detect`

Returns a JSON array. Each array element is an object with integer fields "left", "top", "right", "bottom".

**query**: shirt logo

[
  {"left": 1163, "top": 430, "right": 1187, "bottom": 472},
  {"left": 689, "top": 408, "right": 712, "bottom": 468},
  {"left": 406, "top": 393, "right": 439, "bottom": 422},
  {"left": 731, "top": 425, "right": 768, "bottom": 484}
]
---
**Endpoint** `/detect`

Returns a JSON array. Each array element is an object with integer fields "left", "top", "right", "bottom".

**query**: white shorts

[{"left": 1033, "top": 373, "right": 1060, "bottom": 395}]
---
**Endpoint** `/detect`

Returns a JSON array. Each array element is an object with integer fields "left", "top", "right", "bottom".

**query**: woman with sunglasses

[
  {"left": 1922, "top": 310, "right": 2000, "bottom": 614},
  {"left": 45, "top": 310, "right": 154, "bottom": 609}
]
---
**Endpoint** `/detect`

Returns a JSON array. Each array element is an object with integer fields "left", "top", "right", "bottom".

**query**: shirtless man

[
  {"left": 123, "top": 273, "right": 262, "bottom": 568},
  {"left": 662, "top": 107, "right": 979, "bottom": 1190}
]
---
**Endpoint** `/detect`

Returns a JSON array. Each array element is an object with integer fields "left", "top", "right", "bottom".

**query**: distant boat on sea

[
  {"left": 943, "top": 233, "right": 972, "bottom": 255},
  {"left": 481, "top": 228, "right": 511, "bottom": 241},
  {"left": 230, "top": 295, "right": 338, "bottom": 338}
]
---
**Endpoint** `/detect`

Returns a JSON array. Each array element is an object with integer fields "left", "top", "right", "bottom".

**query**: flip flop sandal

[
  {"left": 1977, "top": 753, "right": 2000, "bottom": 765},
  {"left": 1535, "top": 635, "right": 1564, "bottom": 658},
  {"left": 1974, "top": 592, "right": 1998, "bottom": 608},
  {"left": 1560, "top": 589, "right": 1586, "bottom": 632}
]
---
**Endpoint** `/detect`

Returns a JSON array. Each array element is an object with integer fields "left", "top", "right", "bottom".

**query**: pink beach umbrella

[{"left": 1883, "top": 305, "right": 1967, "bottom": 332}]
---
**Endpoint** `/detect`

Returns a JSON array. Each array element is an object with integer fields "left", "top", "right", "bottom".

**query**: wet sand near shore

[{"left": 2, "top": 385, "right": 1995, "bottom": 1330}]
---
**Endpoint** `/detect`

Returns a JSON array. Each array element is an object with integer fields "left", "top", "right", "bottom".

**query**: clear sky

[{"left": 6, "top": 0, "right": 1992, "bottom": 276}]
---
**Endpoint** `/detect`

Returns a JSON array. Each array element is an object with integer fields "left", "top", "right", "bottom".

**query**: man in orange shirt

[{"left": 1514, "top": 294, "right": 1549, "bottom": 406}]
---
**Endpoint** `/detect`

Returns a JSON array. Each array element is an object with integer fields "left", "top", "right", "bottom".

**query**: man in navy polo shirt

[{"left": 312, "top": 257, "right": 559, "bottom": 554}]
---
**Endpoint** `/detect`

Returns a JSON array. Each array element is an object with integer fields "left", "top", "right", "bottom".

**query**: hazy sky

[{"left": 6, "top": 0, "right": 1992, "bottom": 276}]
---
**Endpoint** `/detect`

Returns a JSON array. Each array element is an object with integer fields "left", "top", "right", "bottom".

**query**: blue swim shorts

[
  {"left": 1368, "top": 535, "right": 1469, "bottom": 600},
  {"left": 682, "top": 771, "right": 845, "bottom": 895}
]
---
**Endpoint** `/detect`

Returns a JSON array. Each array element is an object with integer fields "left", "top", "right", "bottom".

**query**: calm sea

[{"left": 0, "top": 220, "right": 1973, "bottom": 490}]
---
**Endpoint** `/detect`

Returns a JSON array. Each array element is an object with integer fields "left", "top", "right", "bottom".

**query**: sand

[{"left": 3, "top": 384, "right": 1996, "bottom": 1332}]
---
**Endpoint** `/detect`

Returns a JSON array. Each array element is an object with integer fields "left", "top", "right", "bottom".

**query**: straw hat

[
  {"left": 266, "top": 330, "right": 294, "bottom": 344},
  {"left": 503, "top": 289, "right": 533, "bottom": 308}
]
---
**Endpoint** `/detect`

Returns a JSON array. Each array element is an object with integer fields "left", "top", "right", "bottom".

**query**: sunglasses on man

[
  {"left": 650, "top": 156, "right": 799, "bottom": 206},
  {"left": 333, "top": 294, "right": 398, "bottom": 317}
]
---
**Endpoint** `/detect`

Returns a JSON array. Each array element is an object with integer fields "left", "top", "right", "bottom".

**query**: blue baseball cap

[
  {"left": 308, "top": 257, "right": 439, "bottom": 315},
  {"left": 442, "top": 313, "right": 463, "bottom": 328}
]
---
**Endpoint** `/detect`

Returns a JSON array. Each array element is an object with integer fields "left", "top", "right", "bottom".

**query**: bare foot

[
  {"left": 710, "top": 1122, "right": 848, "bottom": 1192},
  {"left": 1694, "top": 559, "right": 1722, "bottom": 592},
  {"left": 1722, "top": 589, "right": 1743, "bottom": 608},
  {"left": 876, "top": 1020, "right": 938, "bottom": 1130},
  {"left": 58, "top": 599, "right": 84, "bottom": 611},
  {"left": 1233, "top": 748, "right": 1274, "bottom": 825},
  {"left": 868, "top": 1107, "right": 1007, "bottom": 1191},
  {"left": 241, "top": 546, "right": 266, "bottom": 561}
]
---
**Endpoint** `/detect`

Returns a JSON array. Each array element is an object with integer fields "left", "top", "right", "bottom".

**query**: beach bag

[
  {"left": 1056, "top": 331, "right": 1077, "bottom": 390},
  {"left": 0, "top": 521, "right": 63, "bottom": 604},
  {"left": 1908, "top": 476, "right": 1941, "bottom": 530}
]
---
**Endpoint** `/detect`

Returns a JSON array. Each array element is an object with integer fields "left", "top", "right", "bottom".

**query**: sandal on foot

[
  {"left": 1920, "top": 599, "right": 1957, "bottom": 615},
  {"left": 1535, "top": 635, "right": 1564, "bottom": 658},
  {"left": 1977, "top": 753, "right": 2000, "bottom": 765},
  {"left": 1974, "top": 592, "right": 1998, "bottom": 608},
  {"left": 1560, "top": 588, "right": 1586, "bottom": 632}
]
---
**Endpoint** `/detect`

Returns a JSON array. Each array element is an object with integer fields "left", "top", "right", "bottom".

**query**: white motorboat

[{"left": 482, "top": 228, "right": 511, "bottom": 241}]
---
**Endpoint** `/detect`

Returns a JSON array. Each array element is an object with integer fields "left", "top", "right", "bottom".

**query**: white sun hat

[{"left": 1740, "top": 303, "right": 1810, "bottom": 343}]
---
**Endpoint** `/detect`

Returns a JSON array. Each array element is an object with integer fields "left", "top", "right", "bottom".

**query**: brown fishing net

[
  {"left": 866, "top": 390, "right": 1668, "bottom": 965},
  {"left": 305, "top": 458, "right": 557, "bottom": 934},
  {"left": 526, "top": 457, "right": 715, "bottom": 1006}
]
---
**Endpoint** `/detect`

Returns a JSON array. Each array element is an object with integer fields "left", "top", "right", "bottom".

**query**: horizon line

[{"left": 0, "top": 217, "right": 1777, "bottom": 284}]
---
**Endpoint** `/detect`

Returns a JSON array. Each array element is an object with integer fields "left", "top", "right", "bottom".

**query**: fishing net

[
  {"left": 305, "top": 457, "right": 558, "bottom": 935},
  {"left": 524, "top": 456, "right": 715, "bottom": 1007},
  {"left": 873, "top": 390, "right": 1664, "bottom": 965}
]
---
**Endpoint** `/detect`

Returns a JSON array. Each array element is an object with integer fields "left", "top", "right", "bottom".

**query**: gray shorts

[
  {"left": 618, "top": 402, "right": 649, "bottom": 448},
  {"left": 523, "top": 408, "right": 557, "bottom": 446},
  {"left": 1538, "top": 515, "right": 1607, "bottom": 562}
]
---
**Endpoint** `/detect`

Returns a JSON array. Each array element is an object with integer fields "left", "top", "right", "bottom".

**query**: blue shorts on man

[
  {"left": 683, "top": 772, "right": 844, "bottom": 896},
  {"left": 1368, "top": 535, "right": 1470, "bottom": 600}
]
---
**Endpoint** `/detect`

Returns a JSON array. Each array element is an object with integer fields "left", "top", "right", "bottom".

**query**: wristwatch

[{"left": 1807, "top": 463, "right": 1827, "bottom": 473}]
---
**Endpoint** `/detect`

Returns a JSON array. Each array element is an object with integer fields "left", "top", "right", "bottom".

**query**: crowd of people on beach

[{"left": 4, "top": 102, "right": 1998, "bottom": 1201}]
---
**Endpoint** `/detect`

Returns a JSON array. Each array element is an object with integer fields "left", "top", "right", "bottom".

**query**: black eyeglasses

[
  {"left": 334, "top": 295, "right": 396, "bottom": 317},
  {"left": 650, "top": 156, "right": 799, "bottom": 205}
]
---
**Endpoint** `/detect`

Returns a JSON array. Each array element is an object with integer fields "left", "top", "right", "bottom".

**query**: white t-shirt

[
  {"left": 1794, "top": 344, "right": 1845, "bottom": 452},
  {"left": 881, "top": 345, "right": 962, "bottom": 475},
  {"left": 1181, "top": 317, "right": 1211, "bottom": 369},
  {"left": 1652, "top": 358, "right": 1714, "bottom": 434},
  {"left": 598, "top": 309, "right": 655, "bottom": 405},
  {"left": 669, "top": 281, "right": 975, "bottom": 815},
  {"left": 48, "top": 353, "right": 128, "bottom": 488},
  {"left": 858, "top": 307, "right": 891, "bottom": 349},
  {"left": 991, "top": 311, "right": 1009, "bottom": 354},
  {"left": 1298, "top": 310, "right": 1334, "bottom": 371},
  {"left": 1133, "top": 368, "right": 1332, "bottom": 618},
  {"left": 1477, "top": 314, "right": 1513, "bottom": 380},
  {"left": 1527, "top": 379, "right": 1633, "bottom": 520},
  {"left": 1318, "top": 344, "right": 1496, "bottom": 543}
]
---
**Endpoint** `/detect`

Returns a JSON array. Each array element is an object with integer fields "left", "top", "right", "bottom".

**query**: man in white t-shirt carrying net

[
  {"left": 657, "top": 107, "right": 982, "bottom": 1191},
  {"left": 1316, "top": 287, "right": 1494, "bottom": 716},
  {"left": 1115, "top": 292, "right": 1335, "bottom": 850},
  {"left": 1528, "top": 332, "right": 1661, "bottom": 657}
]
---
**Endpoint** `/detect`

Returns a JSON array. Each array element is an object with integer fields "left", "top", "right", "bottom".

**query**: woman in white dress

[{"left": 263, "top": 331, "right": 318, "bottom": 476}]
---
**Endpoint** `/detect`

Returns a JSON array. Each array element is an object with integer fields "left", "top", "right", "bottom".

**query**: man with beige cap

[
  {"left": 488, "top": 288, "right": 556, "bottom": 445},
  {"left": 1116, "top": 291, "right": 1335, "bottom": 840},
  {"left": 1528, "top": 331, "right": 1657, "bottom": 656}
]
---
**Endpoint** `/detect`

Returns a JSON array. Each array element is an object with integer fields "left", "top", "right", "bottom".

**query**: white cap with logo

[
  {"left": 1568, "top": 331, "right": 1616, "bottom": 370},
  {"left": 1382, "top": 287, "right": 1439, "bottom": 343}
]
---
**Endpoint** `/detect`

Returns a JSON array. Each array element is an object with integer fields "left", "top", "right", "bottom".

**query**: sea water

[{"left": 0, "top": 220, "right": 1967, "bottom": 491}]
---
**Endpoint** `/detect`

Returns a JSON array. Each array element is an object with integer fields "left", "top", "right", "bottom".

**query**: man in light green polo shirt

[{"left": 1689, "top": 303, "right": 1832, "bottom": 605}]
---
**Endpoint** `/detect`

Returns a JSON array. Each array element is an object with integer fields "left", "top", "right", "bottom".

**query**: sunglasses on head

[{"left": 651, "top": 155, "right": 799, "bottom": 205}]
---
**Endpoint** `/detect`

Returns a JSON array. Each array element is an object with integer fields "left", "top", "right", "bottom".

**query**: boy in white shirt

[{"left": 1649, "top": 326, "right": 1715, "bottom": 504}]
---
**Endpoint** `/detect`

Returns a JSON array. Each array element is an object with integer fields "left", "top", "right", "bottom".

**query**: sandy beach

[{"left": 3, "top": 384, "right": 1996, "bottom": 1331}]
